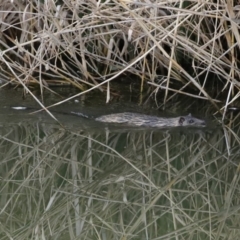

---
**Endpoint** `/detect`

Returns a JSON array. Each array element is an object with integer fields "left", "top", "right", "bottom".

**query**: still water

[{"left": 0, "top": 89, "right": 240, "bottom": 240}]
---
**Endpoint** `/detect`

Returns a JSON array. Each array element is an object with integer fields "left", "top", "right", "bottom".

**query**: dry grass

[
  {"left": 0, "top": 120, "right": 240, "bottom": 239},
  {"left": 0, "top": 0, "right": 240, "bottom": 111}
]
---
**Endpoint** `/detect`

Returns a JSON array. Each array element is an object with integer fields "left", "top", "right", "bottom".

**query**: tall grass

[{"left": 0, "top": 0, "right": 239, "bottom": 110}]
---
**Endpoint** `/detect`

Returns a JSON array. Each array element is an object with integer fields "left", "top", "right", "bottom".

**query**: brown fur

[{"left": 96, "top": 113, "right": 206, "bottom": 127}]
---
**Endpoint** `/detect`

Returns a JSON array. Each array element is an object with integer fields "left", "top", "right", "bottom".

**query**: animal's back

[{"left": 95, "top": 112, "right": 206, "bottom": 127}]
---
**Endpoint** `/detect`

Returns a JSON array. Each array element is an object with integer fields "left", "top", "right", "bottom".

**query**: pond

[{"left": 0, "top": 88, "right": 239, "bottom": 240}]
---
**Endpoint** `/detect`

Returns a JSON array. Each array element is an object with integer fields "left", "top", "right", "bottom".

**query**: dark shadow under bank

[{"left": 0, "top": 81, "right": 214, "bottom": 115}]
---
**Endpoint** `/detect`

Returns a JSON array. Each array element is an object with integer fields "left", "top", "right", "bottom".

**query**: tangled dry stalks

[{"left": 0, "top": 0, "right": 239, "bottom": 110}]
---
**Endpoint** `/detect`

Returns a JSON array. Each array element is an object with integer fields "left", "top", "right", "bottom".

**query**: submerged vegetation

[
  {"left": 0, "top": 0, "right": 239, "bottom": 111},
  {"left": 0, "top": 121, "right": 240, "bottom": 239}
]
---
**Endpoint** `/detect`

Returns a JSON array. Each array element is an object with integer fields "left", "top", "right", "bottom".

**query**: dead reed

[{"left": 0, "top": 0, "right": 239, "bottom": 112}]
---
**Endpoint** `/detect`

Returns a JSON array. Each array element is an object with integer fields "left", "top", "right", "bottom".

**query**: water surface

[{"left": 0, "top": 89, "right": 239, "bottom": 240}]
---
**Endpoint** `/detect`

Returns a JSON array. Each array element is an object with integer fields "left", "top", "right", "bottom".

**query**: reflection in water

[{"left": 0, "top": 121, "right": 239, "bottom": 239}]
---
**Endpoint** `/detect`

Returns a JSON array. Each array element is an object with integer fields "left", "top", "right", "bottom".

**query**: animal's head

[{"left": 179, "top": 114, "right": 206, "bottom": 126}]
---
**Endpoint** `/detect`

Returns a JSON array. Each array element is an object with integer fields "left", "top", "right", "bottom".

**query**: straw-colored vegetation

[
  {"left": 0, "top": 121, "right": 240, "bottom": 239},
  {"left": 0, "top": 0, "right": 239, "bottom": 110},
  {"left": 2, "top": 1, "right": 240, "bottom": 238}
]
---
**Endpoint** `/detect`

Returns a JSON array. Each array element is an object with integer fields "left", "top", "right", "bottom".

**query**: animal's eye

[{"left": 189, "top": 119, "right": 194, "bottom": 124}]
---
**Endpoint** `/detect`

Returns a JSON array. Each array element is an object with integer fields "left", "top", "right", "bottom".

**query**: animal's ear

[
  {"left": 179, "top": 117, "right": 185, "bottom": 125},
  {"left": 188, "top": 113, "right": 192, "bottom": 117}
]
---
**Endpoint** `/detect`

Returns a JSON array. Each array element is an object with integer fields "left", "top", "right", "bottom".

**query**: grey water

[{"left": 0, "top": 88, "right": 239, "bottom": 240}]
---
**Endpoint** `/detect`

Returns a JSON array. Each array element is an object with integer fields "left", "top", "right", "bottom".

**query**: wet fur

[{"left": 95, "top": 112, "right": 206, "bottom": 127}]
